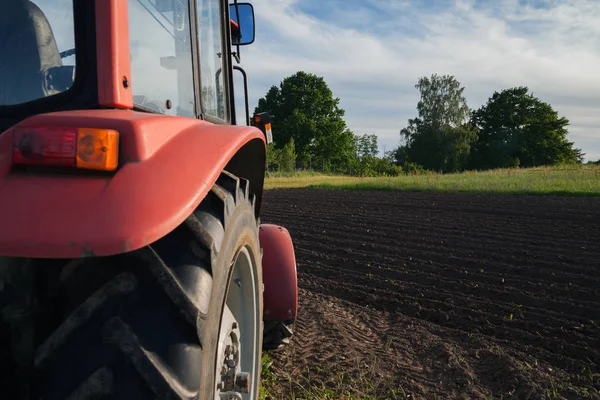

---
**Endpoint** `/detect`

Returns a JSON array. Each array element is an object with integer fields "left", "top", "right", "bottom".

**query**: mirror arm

[
  {"left": 233, "top": 65, "right": 250, "bottom": 126},
  {"left": 232, "top": 0, "right": 242, "bottom": 62}
]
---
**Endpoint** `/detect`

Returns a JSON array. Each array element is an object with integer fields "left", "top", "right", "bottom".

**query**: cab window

[
  {"left": 128, "top": 0, "right": 196, "bottom": 117},
  {"left": 197, "top": 0, "right": 227, "bottom": 120},
  {"left": 0, "top": 0, "right": 75, "bottom": 106}
]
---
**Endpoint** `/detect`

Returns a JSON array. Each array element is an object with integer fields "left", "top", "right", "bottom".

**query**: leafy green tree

[
  {"left": 392, "top": 145, "right": 409, "bottom": 165},
  {"left": 354, "top": 134, "right": 379, "bottom": 159},
  {"left": 382, "top": 148, "right": 396, "bottom": 164},
  {"left": 279, "top": 138, "right": 297, "bottom": 172},
  {"left": 266, "top": 138, "right": 297, "bottom": 173},
  {"left": 265, "top": 142, "right": 281, "bottom": 172},
  {"left": 254, "top": 71, "right": 355, "bottom": 169},
  {"left": 469, "top": 87, "right": 584, "bottom": 169},
  {"left": 400, "top": 74, "right": 477, "bottom": 172}
]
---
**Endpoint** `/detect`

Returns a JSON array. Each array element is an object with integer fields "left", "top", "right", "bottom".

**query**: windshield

[{"left": 0, "top": 0, "right": 76, "bottom": 106}]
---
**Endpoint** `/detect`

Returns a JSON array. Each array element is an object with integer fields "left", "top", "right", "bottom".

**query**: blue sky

[{"left": 236, "top": 0, "right": 600, "bottom": 161}]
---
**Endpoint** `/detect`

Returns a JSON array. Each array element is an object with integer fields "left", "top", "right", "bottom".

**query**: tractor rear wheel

[{"left": 0, "top": 171, "right": 263, "bottom": 400}]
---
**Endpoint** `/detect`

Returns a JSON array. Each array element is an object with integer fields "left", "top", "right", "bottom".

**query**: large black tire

[{"left": 0, "top": 171, "right": 263, "bottom": 399}]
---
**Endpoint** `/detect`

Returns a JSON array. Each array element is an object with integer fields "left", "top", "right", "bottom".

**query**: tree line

[{"left": 254, "top": 71, "right": 585, "bottom": 175}]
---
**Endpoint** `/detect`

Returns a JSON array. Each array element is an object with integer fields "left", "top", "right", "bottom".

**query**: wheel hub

[
  {"left": 215, "top": 246, "right": 260, "bottom": 400},
  {"left": 218, "top": 327, "right": 250, "bottom": 388}
]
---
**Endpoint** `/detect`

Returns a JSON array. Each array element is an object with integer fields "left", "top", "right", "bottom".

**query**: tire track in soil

[
  {"left": 268, "top": 289, "right": 494, "bottom": 399},
  {"left": 261, "top": 189, "right": 600, "bottom": 399}
]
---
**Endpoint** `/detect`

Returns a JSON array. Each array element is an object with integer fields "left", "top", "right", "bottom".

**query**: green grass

[
  {"left": 259, "top": 353, "right": 411, "bottom": 400},
  {"left": 264, "top": 165, "right": 600, "bottom": 196},
  {"left": 259, "top": 353, "right": 275, "bottom": 400}
]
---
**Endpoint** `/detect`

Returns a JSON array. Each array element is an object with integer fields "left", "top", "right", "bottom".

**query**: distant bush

[
  {"left": 266, "top": 139, "right": 297, "bottom": 173},
  {"left": 347, "top": 156, "right": 404, "bottom": 177},
  {"left": 377, "top": 162, "right": 403, "bottom": 176},
  {"left": 401, "top": 161, "right": 427, "bottom": 175}
]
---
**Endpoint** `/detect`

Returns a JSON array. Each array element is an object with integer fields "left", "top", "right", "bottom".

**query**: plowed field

[{"left": 260, "top": 189, "right": 600, "bottom": 400}]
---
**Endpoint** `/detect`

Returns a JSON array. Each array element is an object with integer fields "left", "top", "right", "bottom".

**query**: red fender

[
  {"left": 259, "top": 224, "right": 298, "bottom": 321},
  {"left": 0, "top": 109, "right": 265, "bottom": 258}
]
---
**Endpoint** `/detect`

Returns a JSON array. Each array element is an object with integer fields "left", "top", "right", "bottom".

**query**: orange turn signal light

[
  {"left": 76, "top": 128, "right": 119, "bottom": 171},
  {"left": 13, "top": 126, "right": 119, "bottom": 172}
]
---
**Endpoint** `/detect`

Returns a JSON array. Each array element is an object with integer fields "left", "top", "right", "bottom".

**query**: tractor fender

[
  {"left": 259, "top": 224, "right": 298, "bottom": 321},
  {"left": 0, "top": 109, "right": 266, "bottom": 258}
]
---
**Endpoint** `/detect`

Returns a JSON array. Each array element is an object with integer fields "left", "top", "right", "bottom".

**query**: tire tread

[{"left": 27, "top": 171, "right": 253, "bottom": 399}]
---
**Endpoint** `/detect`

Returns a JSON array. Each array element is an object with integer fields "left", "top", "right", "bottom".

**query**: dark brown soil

[{"left": 259, "top": 189, "right": 600, "bottom": 400}]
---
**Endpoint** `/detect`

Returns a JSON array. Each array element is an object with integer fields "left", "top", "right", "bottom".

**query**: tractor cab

[
  {"left": 0, "top": 0, "right": 258, "bottom": 129},
  {"left": 0, "top": 1, "right": 296, "bottom": 399},
  {"left": 0, "top": 0, "right": 75, "bottom": 107}
]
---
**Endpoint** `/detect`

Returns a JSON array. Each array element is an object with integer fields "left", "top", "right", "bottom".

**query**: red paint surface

[
  {"left": 260, "top": 224, "right": 298, "bottom": 321},
  {"left": 0, "top": 109, "right": 265, "bottom": 258},
  {"left": 95, "top": 0, "right": 133, "bottom": 108}
]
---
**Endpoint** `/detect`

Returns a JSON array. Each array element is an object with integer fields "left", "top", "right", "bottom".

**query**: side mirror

[{"left": 229, "top": 3, "right": 255, "bottom": 46}]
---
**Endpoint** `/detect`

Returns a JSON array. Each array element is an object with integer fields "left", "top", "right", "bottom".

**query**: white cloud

[{"left": 237, "top": 0, "right": 600, "bottom": 161}]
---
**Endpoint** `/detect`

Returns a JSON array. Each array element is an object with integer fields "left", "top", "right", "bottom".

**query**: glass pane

[
  {"left": 198, "top": 0, "right": 226, "bottom": 120},
  {"left": 129, "top": 0, "right": 195, "bottom": 117},
  {"left": 0, "top": 0, "right": 75, "bottom": 106}
]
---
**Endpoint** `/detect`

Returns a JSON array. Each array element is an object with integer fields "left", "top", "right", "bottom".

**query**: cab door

[{"left": 196, "top": 0, "right": 232, "bottom": 124}]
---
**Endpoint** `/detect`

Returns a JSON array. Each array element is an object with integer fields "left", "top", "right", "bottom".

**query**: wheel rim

[{"left": 215, "top": 246, "right": 260, "bottom": 400}]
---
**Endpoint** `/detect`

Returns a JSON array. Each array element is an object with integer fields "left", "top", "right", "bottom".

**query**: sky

[{"left": 234, "top": 0, "right": 600, "bottom": 161}]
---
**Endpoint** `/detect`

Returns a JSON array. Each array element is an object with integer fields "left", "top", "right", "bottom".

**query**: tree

[
  {"left": 266, "top": 138, "right": 297, "bottom": 173},
  {"left": 469, "top": 87, "right": 584, "bottom": 169},
  {"left": 265, "top": 142, "right": 281, "bottom": 172},
  {"left": 279, "top": 138, "right": 297, "bottom": 172},
  {"left": 392, "top": 145, "right": 408, "bottom": 165},
  {"left": 354, "top": 134, "right": 379, "bottom": 160},
  {"left": 400, "top": 74, "right": 477, "bottom": 172},
  {"left": 254, "top": 71, "right": 355, "bottom": 170}
]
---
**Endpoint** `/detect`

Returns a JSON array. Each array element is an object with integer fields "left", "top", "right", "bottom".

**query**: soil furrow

[{"left": 260, "top": 189, "right": 600, "bottom": 400}]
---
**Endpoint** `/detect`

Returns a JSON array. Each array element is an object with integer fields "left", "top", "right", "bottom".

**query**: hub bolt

[{"left": 235, "top": 372, "right": 251, "bottom": 393}]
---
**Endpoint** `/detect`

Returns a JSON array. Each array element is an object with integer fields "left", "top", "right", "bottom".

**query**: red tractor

[{"left": 0, "top": 0, "right": 297, "bottom": 398}]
